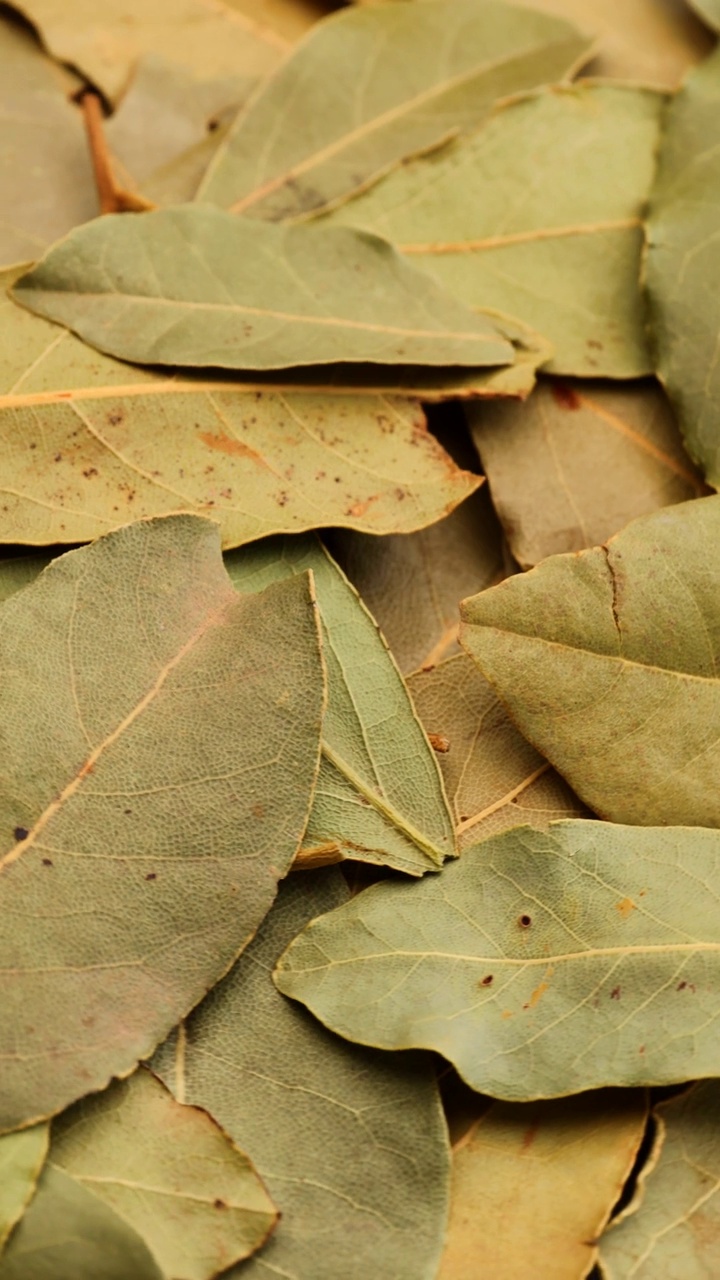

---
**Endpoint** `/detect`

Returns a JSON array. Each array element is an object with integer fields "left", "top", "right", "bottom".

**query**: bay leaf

[
  {"left": 0, "top": 267, "right": 479, "bottom": 547},
  {"left": 468, "top": 378, "right": 705, "bottom": 568},
  {"left": 408, "top": 653, "right": 588, "bottom": 850},
  {"left": 460, "top": 494, "right": 720, "bottom": 827},
  {"left": 0, "top": 555, "right": 51, "bottom": 606},
  {"left": 0, "top": 1165, "right": 163, "bottom": 1280},
  {"left": 325, "top": 84, "right": 663, "bottom": 377},
  {"left": 438, "top": 1090, "right": 648, "bottom": 1280},
  {"left": 0, "top": 514, "right": 324, "bottom": 1132},
  {"left": 645, "top": 47, "right": 720, "bottom": 487},
  {"left": 197, "top": 0, "right": 592, "bottom": 220},
  {"left": 687, "top": 0, "right": 720, "bottom": 30},
  {"left": 221, "top": 0, "right": 334, "bottom": 41},
  {"left": 153, "top": 870, "right": 451, "bottom": 1280},
  {"left": 225, "top": 535, "right": 456, "bottom": 874},
  {"left": 12, "top": 206, "right": 515, "bottom": 371},
  {"left": 49, "top": 1068, "right": 277, "bottom": 1280},
  {"left": 600, "top": 1081, "right": 720, "bottom": 1279},
  {"left": 0, "top": 15, "right": 97, "bottom": 268},
  {"left": 0, "top": 1126, "right": 48, "bottom": 1251},
  {"left": 275, "top": 819, "right": 720, "bottom": 1099},
  {"left": 8, "top": 0, "right": 287, "bottom": 104}
]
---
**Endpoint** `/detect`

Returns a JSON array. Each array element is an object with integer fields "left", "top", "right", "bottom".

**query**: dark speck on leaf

[
  {"left": 145, "top": 872, "right": 157, "bottom": 881},
  {"left": 481, "top": 974, "right": 494, "bottom": 986},
  {"left": 42, "top": 858, "right": 53, "bottom": 867},
  {"left": 551, "top": 381, "right": 580, "bottom": 410},
  {"left": 13, "top": 826, "right": 28, "bottom": 841},
  {"left": 518, "top": 914, "right": 532, "bottom": 928},
  {"left": 610, "top": 986, "right": 621, "bottom": 1000},
  {"left": 214, "top": 1198, "right": 227, "bottom": 1210}
]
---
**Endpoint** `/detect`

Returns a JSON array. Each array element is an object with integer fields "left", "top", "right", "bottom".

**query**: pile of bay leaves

[{"left": 3, "top": 0, "right": 720, "bottom": 1275}]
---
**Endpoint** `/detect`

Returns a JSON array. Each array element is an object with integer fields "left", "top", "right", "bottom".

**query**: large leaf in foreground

[
  {"left": 275, "top": 820, "right": 720, "bottom": 1099},
  {"left": 645, "top": 48, "right": 720, "bottom": 487},
  {"left": 326, "top": 84, "right": 662, "bottom": 377},
  {"left": 468, "top": 378, "right": 704, "bottom": 567},
  {"left": 0, "top": 515, "right": 323, "bottom": 1131},
  {"left": 438, "top": 1090, "right": 647, "bottom": 1280},
  {"left": 460, "top": 495, "right": 720, "bottom": 826},
  {"left": 0, "top": 1126, "right": 48, "bottom": 1250},
  {"left": 13, "top": 207, "right": 514, "bottom": 371},
  {"left": 0, "top": 270, "right": 478, "bottom": 547},
  {"left": 600, "top": 1081, "right": 720, "bottom": 1278},
  {"left": 198, "top": 0, "right": 591, "bottom": 220},
  {"left": 50, "top": 1069, "right": 276, "bottom": 1279},
  {"left": 153, "top": 872, "right": 451, "bottom": 1280},
  {"left": 226, "top": 535, "right": 455, "bottom": 874}
]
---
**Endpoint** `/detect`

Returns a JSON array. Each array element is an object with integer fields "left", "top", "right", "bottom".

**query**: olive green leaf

[
  {"left": 49, "top": 1068, "right": 277, "bottom": 1280},
  {"left": 438, "top": 1090, "right": 647, "bottom": 1280},
  {"left": 0, "top": 555, "right": 51, "bottom": 606},
  {"left": 0, "top": 1166, "right": 163, "bottom": 1280},
  {"left": 0, "top": 267, "right": 479, "bottom": 547},
  {"left": 645, "top": 48, "right": 720, "bottom": 487},
  {"left": 225, "top": 535, "right": 456, "bottom": 874},
  {"left": 600, "top": 1081, "right": 720, "bottom": 1279},
  {"left": 468, "top": 378, "right": 705, "bottom": 568},
  {"left": 197, "top": 0, "right": 592, "bottom": 220},
  {"left": 325, "top": 84, "right": 663, "bottom": 377},
  {"left": 0, "top": 1126, "right": 49, "bottom": 1252},
  {"left": 12, "top": 207, "right": 515, "bottom": 371},
  {"left": 408, "top": 653, "right": 588, "bottom": 850},
  {"left": 153, "top": 870, "right": 451, "bottom": 1280},
  {"left": 7, "top": 0, "right": 287, "bottom": 104},
  {"left": 0, "top": 514, "right": 324, "bottom": 1132},
  {"left": 275, "top": 819, "right": 720, "bottom": 1099},
  {"left": 0, "top": 15, "right": 97, "bottom": 268},
  {"left": 460, "top": 495, "right": 720, "bottom": 826}
]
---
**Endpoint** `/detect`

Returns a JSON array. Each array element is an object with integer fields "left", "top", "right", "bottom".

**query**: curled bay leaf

[
  {"left": 275, "top": 820, "right": 720, "bottom": 1099},
  {"left": 0, "top": 514, "right": 324, "bottom": 1132},
  {"left": 12, "top": 207, "right": 514, "bottom": 371}
]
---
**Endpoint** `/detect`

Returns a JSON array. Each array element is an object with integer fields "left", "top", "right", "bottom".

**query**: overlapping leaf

[
  {"left": 325, "top": 84, "right": 663, "bottom": 376},
  {"left": 275, "top": 819, "right": 720, "bottom": 1099},
  {"left": 0, "top": 1126, "right": 48, "bottom": 1252},
  {"left": 0, "top": 515, "right": 324, "bottom": 1131},
  {"left": 460, "top": 495, "right": 720, "bottom": 826},
  {"left": 198, "top": 0, "right": 591, "bottom": 220},
  {"left": 153, "top": 871, "right": 452, "bottom": 1280}
]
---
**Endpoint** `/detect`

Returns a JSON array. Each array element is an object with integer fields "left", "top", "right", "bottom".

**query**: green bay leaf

[
  {"left": 275, "top": 819, "right": 720, "bottom": 1099},
  {"left": 0, "top": 1125, "right": 49, "bottom": 1253}
]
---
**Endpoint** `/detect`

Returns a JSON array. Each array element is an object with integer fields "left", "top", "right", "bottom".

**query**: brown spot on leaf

[
  {"left": 521, "top": 1123, "right": 539, "bottom": 1152},
  {"left": 427, "top": 732, "right": 450, "bottom": 753},
  {"left": 551, "top": 380, "right": 581, "bottom": 410},
  {"left": 107, "top": 411, "right": 123, "bottom": 426},
  {"left": 145, "top": 872, "right": 157, "bottom": 881},
  {"left": 523, "top": 981, "right": 548, "bottom": 1010},
  {"left": 214, "top": 1198, "right": 227, "bottom": 1210},
  {"left": 480, "top": 974, "right": 494, "bottom": 987},
  {"left": 518, "top": 914, "right": 532, "bottom": 928},
  {"left": 42, "top": 858, "right": 53, "bottom": 867},
  {"left": 13, "top": 827, "right": 28, "bottom": 842},
  {"left": 610, "top": 985, "right": 621, "bottom": 1000},
  {"left": 198, "top": 432, "right": 266, "bottom": 464},
  {"left": 616, "top": 897, "right": 635, "bottom": 919}
]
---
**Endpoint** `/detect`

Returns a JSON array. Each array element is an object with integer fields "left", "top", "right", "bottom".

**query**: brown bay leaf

[
  {"left": 12, "top": 206, "right": 515, "bottom": 371},
  {"left": 153, "top": 870, "right": 451, "bottom": 1280},
  {"left": 468, "top": 378, "right": 705, "bottom": 567},
  {"left": 325, "top": 84, "right": 663, "bottom": 377},
  {"left": 0, "top": 1125, "right": 49, "bottom": 1252},
  {"left": 198, "top": 0, "right": 592, "bottom": 220},
  {"left": 460, "top": 495, "right": 720, "bottom": 827},
  {"left": 0, "top": 514, "right": 324, "bottom": 1132}
]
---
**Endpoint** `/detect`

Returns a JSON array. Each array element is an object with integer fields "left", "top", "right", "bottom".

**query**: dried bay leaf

[
  {"left": 153, "top": 871, "right": 451, "bottom": 1280},
  {"left": 49, "top": 1069, "right": 277, "bottom": 1280},
  {"left": 275, "top": 819, "right": 720, "bottom": 1099},
  {"left": 0, "top": 268, "right": 479, "bottom": 547},
  {"left": 0, "top": 515, "right": 324, "bottom": 1131},
  {"left": 0, "top": 15, "right": 97, "bottom": 268},
  {"left": 197, "top": 0, "right": 592, "bottom": 220},
  {"left": 460, "top": 495, "right": 720, "bottom": 827},
  {"left": 408, "top": 653, "right": 587, "bottom": 849},
  {"left": 645, "top": 48, "right": 720, "bottom": 488},
  {"left": 468, "top": 378, "right": 705, "bottom": 568},
  {"left": 438, "top": 1090, "right": 648, "bottom": 1280},
  {"left": 600, "top": 1081, "right": 720, "bottom": 1278},
  {"left": 326, "top": 84, "right": 663, "bottom": 377},
  {"left": 225, "top": 535, "right": 456, "bottom": 874},
  {"left": 0, "top": 1125, "right": 48, "bottom": 1251}
]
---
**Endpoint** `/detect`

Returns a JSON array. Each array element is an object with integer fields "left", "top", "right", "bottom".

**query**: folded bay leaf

[
  {"left": 325, "top": 84, "right": 663, "bottom": 377},
  {"left": 600, "top": 1081, "right": 720, "bottom": 1278},
  {"left": 226, "top": 535, "right": 456, "bottom": 874},
  {"left": 198, "top": 0, "right": 592, "bottom": 220},
  {"left": 0, "top": 1125, "right": 48, "bottom": 1252},
  {"left": 0, "top": 515, "right": 324, "bottom": 1132},
  {"left": 275, "top": 820, "right": 720, "bottom": 1099},
  {"left": 460, "top": 495, "right": 720, "bottom": 826},
  {"left": 468, "top": 378, "right": 705, "bottom": 567},
  {"left": 0, "top": 268, "right": 479, "bottom": 547},
  {"left": 49, "top": 1068, "right": 277, "bottom": 1280},
  {"left": 645, "top": 47, "right": 720, "bottom": 487},
  {"left": 12, "top": 207, "right": 515, "bottom": 371},
  {"left": 438, "top": 1090, "right": 648, "bottom": 1280},
  {"left": 153, "top": 870, "right": 451, "bottom": 1280}
]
